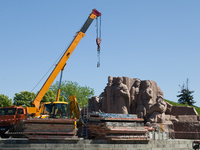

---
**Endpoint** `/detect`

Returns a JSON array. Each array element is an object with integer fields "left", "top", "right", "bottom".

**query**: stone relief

[
  {"left": 111, "top": 76, "right": 130, "bottom": 114},
  {"left": 88, "top": 76, "right": 167, "bottom": 124}
]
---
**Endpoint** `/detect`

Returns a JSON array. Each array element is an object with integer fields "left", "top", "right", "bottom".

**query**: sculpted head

[
  {"left": 108, "top": 76, "right": 113, "bottom": 83},
  {"left": 146, "top": 80, "right": 151, "bottom": 87},
  {"left": 134, "top": 79, "right": 141, "bottom": 87},
  {"left": 144, "top": 80, "right": 151, "bottom": 88},
  {"left": 141, "top": 80, "right": 151, "bottom": 89},
  {"left": 117, "top": 76, "right": 123, "bottom": 85}
]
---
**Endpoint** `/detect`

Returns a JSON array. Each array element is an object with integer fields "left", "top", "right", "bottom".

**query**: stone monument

[
  {"left": 87, "top": 76, "right": 200, "bottom": 139},
  {"left": 88, "top": 76, "right": 167, "bottom": 124}
]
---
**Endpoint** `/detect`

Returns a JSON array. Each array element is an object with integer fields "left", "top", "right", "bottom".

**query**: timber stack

[
  {"left": 22, "top": 118, "right": 80, "bottom": 140},
  {"left": 86, "top": 113, "right": 153, "bottom": 140}
]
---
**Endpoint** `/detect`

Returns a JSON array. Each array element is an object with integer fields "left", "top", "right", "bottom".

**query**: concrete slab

[{"left": 0, "top": 139, "right": 196, "bottom": 150}]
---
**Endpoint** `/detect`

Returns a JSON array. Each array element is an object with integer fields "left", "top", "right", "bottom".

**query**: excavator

[{"left": 0, "top": 9, "right": 101, "bottom": 139}]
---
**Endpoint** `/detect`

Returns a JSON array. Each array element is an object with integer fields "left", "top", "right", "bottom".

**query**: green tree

[
  {"left": 50, "top": 80, "right": 94, "bottom": 108},
  {"left": 41, "top": 89, "right": 65, "bottom": 102},
  {"left": 12, "top": 90, "right": 65, "bottom": 107},
  {"left": 0, "top": 94, "right": 12, "bottom": 107},
  {"left": 13, "top": 91, "right": 36, "bottom": 107},
  {"left": 177, "top": 78, "right": 195, "bottom": 105}
]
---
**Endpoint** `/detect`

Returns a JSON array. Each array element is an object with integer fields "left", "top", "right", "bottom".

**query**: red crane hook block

[{"left": 96, "top": 37, "right": 101, "bottom": 50}]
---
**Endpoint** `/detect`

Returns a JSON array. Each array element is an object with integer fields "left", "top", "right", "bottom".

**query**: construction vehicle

[
  {"left": 0, "top": 106, "right": 27, "bottom": 137},
  {"left": 0, "top": 102, "right": 70, "bottom": 137},
  {"left": 0, "top": 96, "right": 81, "bottom": 138},
  {"left": 0, "top": 9, "right": 101, "bottom": 139},
  {"left": 22, "top": 95, "right": 83, "bottom": 140}
]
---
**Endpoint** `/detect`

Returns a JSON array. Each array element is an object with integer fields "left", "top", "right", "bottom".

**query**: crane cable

[
  {"left": 96, "top": 15, "right": 101, "bottom": 68},
  {"left": 30, "top": 47, "right": 67, "bottom": 93}
]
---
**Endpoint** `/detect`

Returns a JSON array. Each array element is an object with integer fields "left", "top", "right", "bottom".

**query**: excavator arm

[
  {"left": 69, "top": 95, "right": 83, "bottom": 126},
  {"left": 27, "top": 9, "right": 101, "bottom": 117}
]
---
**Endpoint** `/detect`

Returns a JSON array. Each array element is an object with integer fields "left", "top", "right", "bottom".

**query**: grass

[{"left": 164, "top": 99, "right": 200, "bottom": 115}]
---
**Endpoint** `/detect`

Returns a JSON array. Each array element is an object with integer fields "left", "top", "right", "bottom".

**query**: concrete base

[{"left": 0, "top": 138, "right": 196, "bottom": 150}]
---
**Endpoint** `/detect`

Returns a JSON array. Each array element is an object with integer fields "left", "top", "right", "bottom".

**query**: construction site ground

[{"left": 0, "top": 138, "right": 196, "bottom": 150}]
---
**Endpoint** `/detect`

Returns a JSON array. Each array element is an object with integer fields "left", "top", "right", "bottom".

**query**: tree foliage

[
  {"left": 12, "top": 81, "right": 94, "bottom": 108},
  {"left": 41, "top": 90, "right": 65, "bottom": 102},
  {"left": 50, "top": 80, "right": 94, "bottom": 108},
  {"left": 177, "top": 78, "right": 195, "bottom": 106},
  {"left": 13, "top": 91, "right": 36, "bottom": 107},
  {"left": 0, "top": 94, "right": 12, "bottom": 107},
  {"left": 12, "top": 90, "right": 64, "bottom": 107}
]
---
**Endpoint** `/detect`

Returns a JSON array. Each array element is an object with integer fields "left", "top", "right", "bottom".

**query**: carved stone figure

[
  {"left": 102, "top": 76, "right": 113, "bottom": 113},
  {"left": 138, "top": 81, "right": 153, "bottom": 108},
  {"left": 137, "top": 80, "right": 167, "bottom": 124},
  {"left": 88, "top": 96, "right": 103, "bottom": 112},
  {"left": 146, "top": 95, "right": 167, "bottom": 123},
  {"left": 130, "top": 79, "right": 141, "bottom": 114},
  {"left": 111, "top": 76, "right": 130, "bottom": 114},
  {"left": 136, "top": 80, "right": 152, "bottom": 119}
]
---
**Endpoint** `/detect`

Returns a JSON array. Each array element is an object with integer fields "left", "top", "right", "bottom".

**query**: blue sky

[{"left": 1, "top": 1, "right": 200, "bottom": 106}]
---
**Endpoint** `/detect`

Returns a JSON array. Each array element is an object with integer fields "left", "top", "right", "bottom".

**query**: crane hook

[{"left": 96, "top": 37, "right": 101, "bottom": 50}]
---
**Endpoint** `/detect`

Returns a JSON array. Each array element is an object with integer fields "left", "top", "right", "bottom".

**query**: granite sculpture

[{"left": 88, "top": 76, "right": 167, "bottom": 124}]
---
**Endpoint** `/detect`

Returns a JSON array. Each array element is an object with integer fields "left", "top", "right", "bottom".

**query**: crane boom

[{"left": 31, "top": 9, "right": 101, "bottom": 116}]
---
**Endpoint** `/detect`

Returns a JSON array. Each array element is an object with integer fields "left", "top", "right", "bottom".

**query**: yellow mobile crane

[
  {"left": 26, "top": 9, "right": 101, "bottom": 119},
  {"left": 22, "top": 9, "right": 101, "bottom": 139},
  {"left": 0, "top": 9, "right": 101, "bottom": 139}
]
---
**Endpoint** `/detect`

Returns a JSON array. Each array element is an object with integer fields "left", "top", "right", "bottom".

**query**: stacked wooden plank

[
  {"left": 87, "top": 113, "right": 149, "bottom": 141},
  {"left": 22, "top": 118, "right": 80, "bottom": 140}
]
